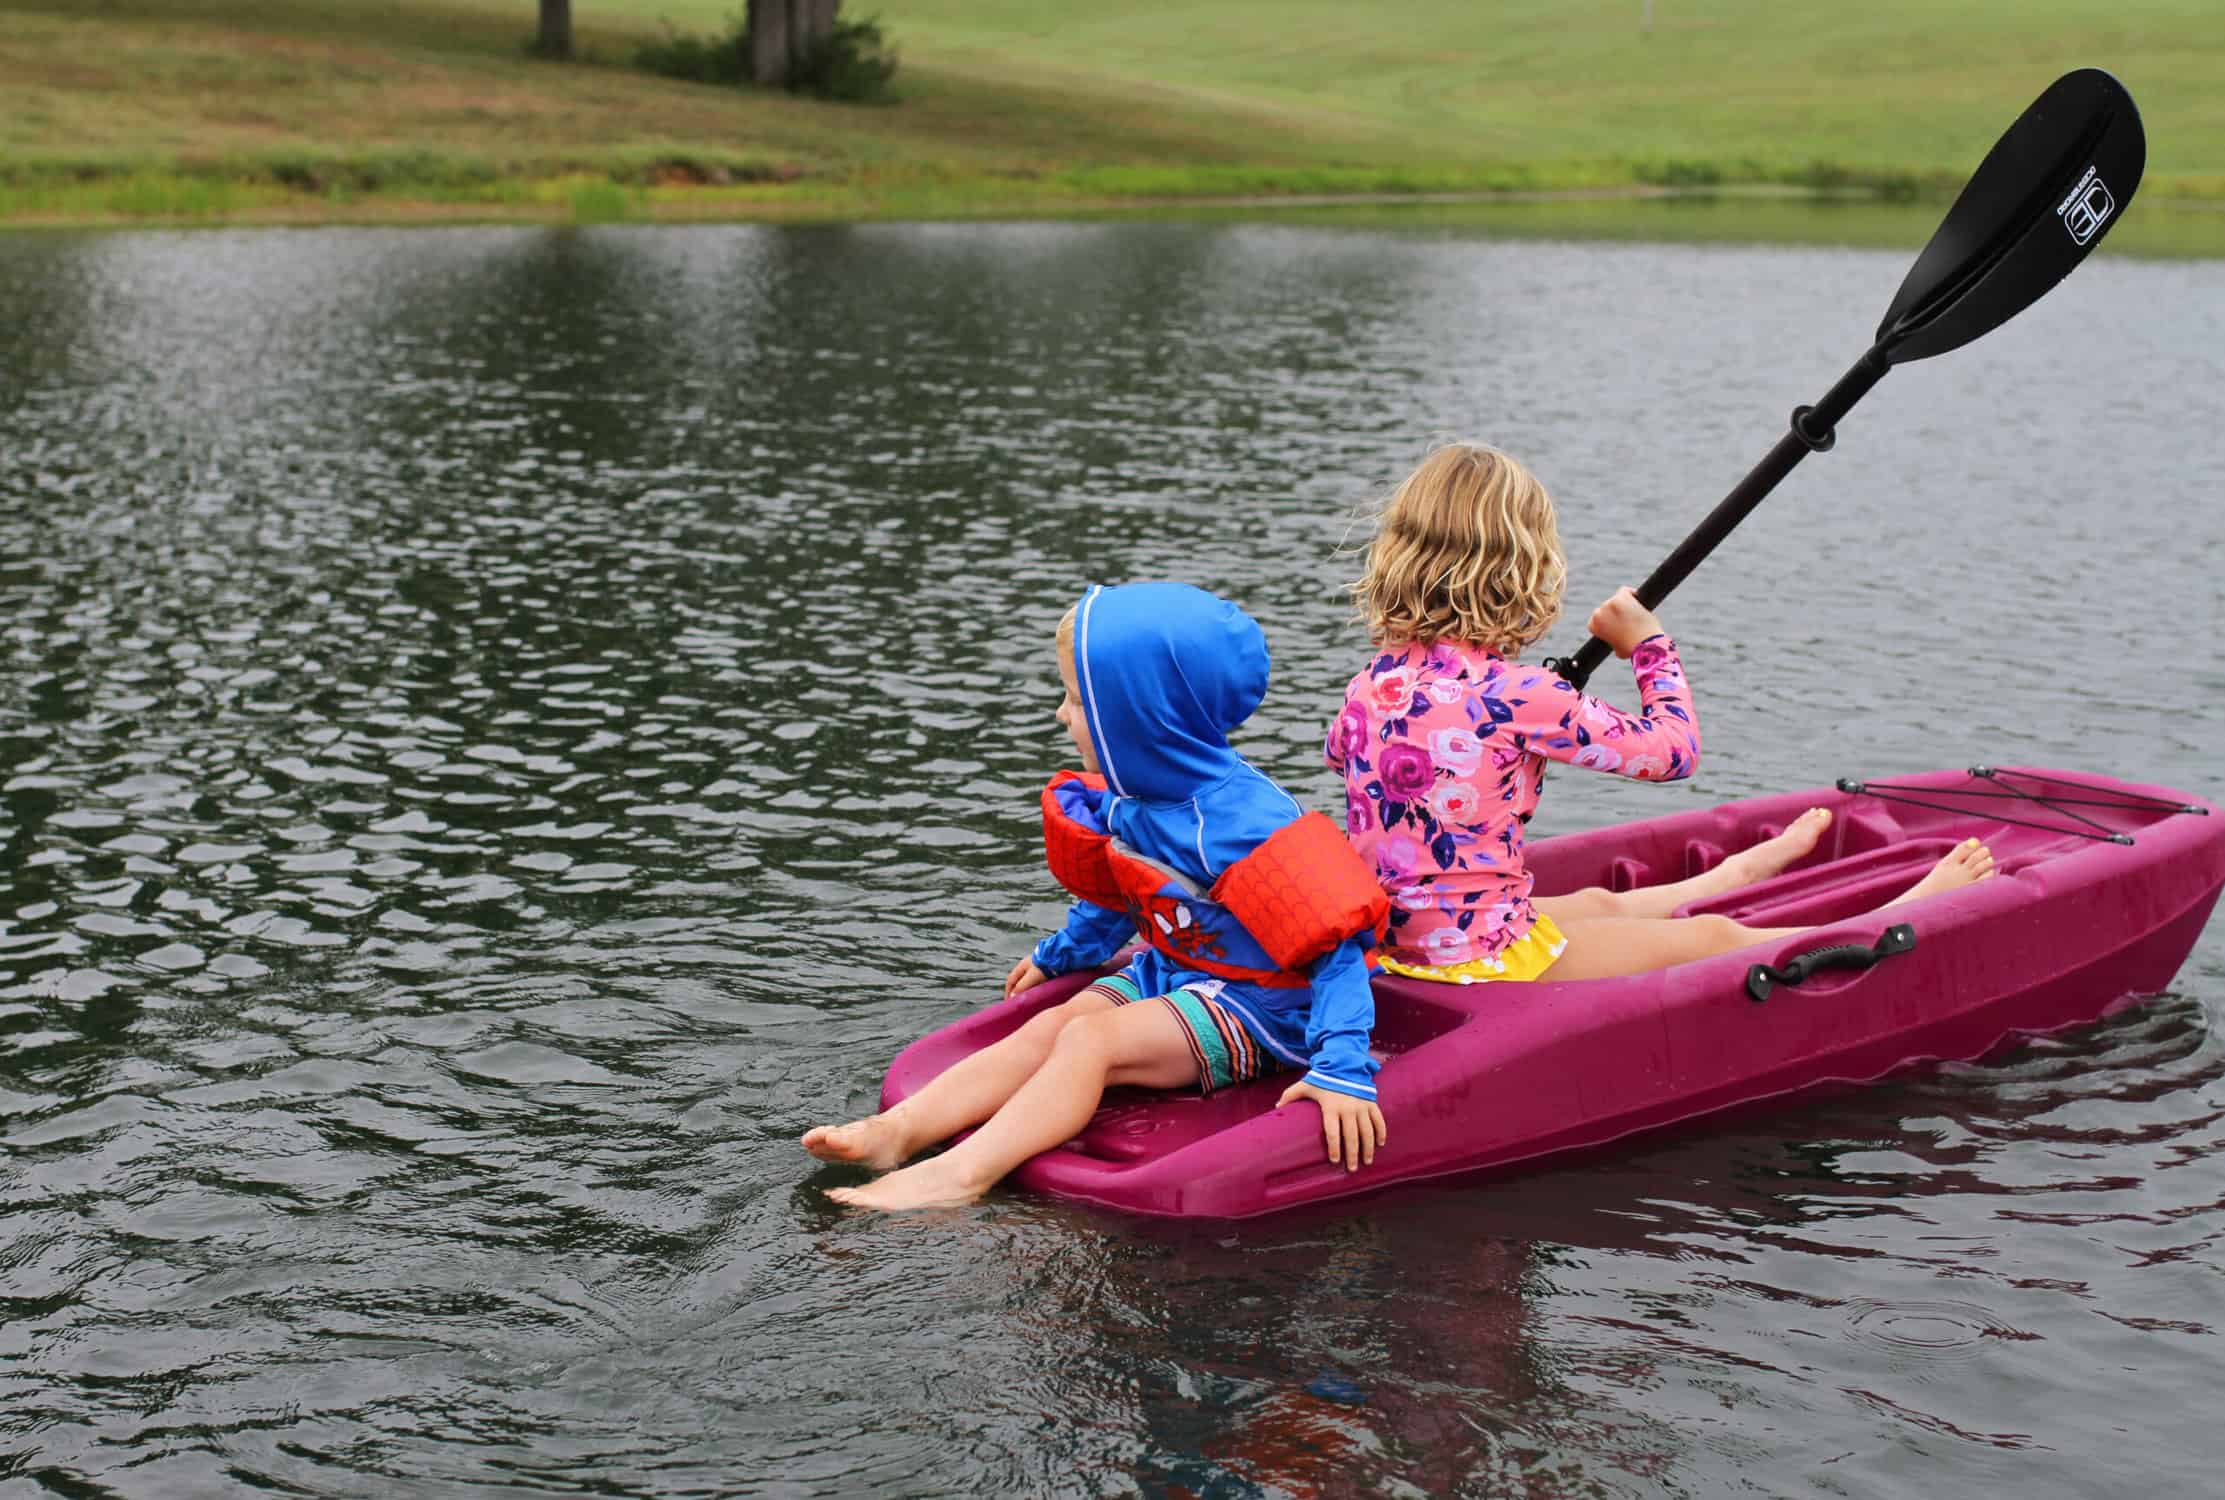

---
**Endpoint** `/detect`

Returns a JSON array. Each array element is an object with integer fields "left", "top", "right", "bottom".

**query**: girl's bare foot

[
  {"left": 826, "top": 1158, "right": 983, "bottom": 1212},
  {"left": 1885, "top": 837, "right": 1996, "bottom": 907},
  {"left": 801, "top": 1112, "right": 911, "bottom": 1171},
  {"left": 1722, "top": 807, "right": 1834, "bottom": 885}
]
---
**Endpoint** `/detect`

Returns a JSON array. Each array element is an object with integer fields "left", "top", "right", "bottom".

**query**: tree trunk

[
  {"left": 749, "top": 0, "right": 791, "bottom": 85},
  {"left": 750, "top": 0, "right": 840, "bottom": 86},
  {"left": 535, "top": 0, "right": 572, "bottom": 59},
  {"left": 793, "top": 0, "right": 838, "bottom": 57}
]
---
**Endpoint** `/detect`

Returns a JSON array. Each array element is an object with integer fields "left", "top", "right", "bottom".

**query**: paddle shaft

[{"left": 1551, "top": 344, "right": 1891, "bottom": 691}]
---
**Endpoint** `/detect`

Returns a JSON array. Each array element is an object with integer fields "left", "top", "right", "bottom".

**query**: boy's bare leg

[
  {"left": 1538, "top": 807, "right": 1834, "bottom": 924},
  {"left": 1548, "top": 838, "right": 1993, "bottom": 982},
  {"left": 828, "top": 997, "right": 1198, "bottom": 1211},
  {"left": 802, "top": 993, "right": 1113, "bottom": 1170}
]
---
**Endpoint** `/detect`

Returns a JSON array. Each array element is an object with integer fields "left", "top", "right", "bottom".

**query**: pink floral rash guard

[{"left": 1324, "top": 636, "right": 1700, "bottom": 968}]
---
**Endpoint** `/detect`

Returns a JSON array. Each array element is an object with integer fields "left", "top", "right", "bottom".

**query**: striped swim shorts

[{"left": 1081, "top": 972, "right": 1278, "bottom": 1095}]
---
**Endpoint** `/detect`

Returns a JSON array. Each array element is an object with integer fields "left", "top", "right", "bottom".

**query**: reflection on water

[
  {"left": 2, "top": 222, "right": 2220, "bottom": 1498},
  {"left": 1108, "top": 192, "right": 2225, "bottom": 260}
]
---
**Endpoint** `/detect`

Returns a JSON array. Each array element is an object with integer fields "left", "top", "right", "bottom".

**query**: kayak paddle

[{"left": 1546, "top": 67, "right": 2146, "bottom": 691}]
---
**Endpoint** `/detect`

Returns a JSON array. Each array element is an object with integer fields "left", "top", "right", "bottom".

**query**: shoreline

[{"left": 4, "top": 179, "right": 2221, "bottom": 257}]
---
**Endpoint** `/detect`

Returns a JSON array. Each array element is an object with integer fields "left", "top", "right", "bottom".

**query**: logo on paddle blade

[{"left": 2057, "top": 165, "right": 2113, "bottom": 245}]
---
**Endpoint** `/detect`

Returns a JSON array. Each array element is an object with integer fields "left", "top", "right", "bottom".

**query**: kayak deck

[{"left": 880, "top": 767, "right": 2223, "bottom": 1218}]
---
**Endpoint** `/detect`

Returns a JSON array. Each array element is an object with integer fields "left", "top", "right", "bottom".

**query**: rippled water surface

[{"left": 3, "top": 223, "right": 2221, "bottom": 1498}]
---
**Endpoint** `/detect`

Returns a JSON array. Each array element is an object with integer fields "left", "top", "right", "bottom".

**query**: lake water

[{"left": 2, "top": 221, "right": 2221, "bottom": 1497}]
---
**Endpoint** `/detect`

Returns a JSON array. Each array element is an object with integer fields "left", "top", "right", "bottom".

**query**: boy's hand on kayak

[
  {"left": 1004, "top": 957, "right": 1048, "bottom": 998},
  {"left": 1277, "top": 1080, "right": 1387, "bottom": 1172},
  {"left": 1586, "top": 586, "right": 1666, "bottom": 658}
]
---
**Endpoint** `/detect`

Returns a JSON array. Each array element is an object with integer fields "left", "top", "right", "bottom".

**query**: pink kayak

[{"left": 881, "top": 767, "right": 2224, "bottom": 1219}]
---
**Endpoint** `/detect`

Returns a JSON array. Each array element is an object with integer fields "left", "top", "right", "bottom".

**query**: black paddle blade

[{"left": 1875, "top": 68, "right": 2145, "bottom": 365}]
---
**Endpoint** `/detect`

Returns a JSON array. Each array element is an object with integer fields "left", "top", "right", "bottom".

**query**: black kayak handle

[{"left": 1746, "top": 923, "right": 1917, "bottom": 1003}]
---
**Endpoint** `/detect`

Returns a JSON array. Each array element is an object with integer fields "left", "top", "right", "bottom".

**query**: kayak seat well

[
  {"left": 1682, "top": 839, "right": 1725, "bottom": 879},
  {"left": 1604, "top": 855, "right": 1653, "bottom": 892},
  {"left": 1549, "top": 806, "right": 1912, "bottom": 904},
  {"left": 1368, "top": 982, "right": 1484, "bottom": 1051},
  {"left": 1675, "top": 839, "right": 1961, "bottom": 927}
]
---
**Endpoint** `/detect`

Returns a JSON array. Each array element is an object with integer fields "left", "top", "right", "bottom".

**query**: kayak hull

[{"left": 880, "top": 767, "right": 2224, "bottom": 1219}]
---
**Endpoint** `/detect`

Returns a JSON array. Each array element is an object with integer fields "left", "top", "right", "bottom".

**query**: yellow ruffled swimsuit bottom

[{"left": 1377, "top": 912, "right": 1568, "bottom": 985}]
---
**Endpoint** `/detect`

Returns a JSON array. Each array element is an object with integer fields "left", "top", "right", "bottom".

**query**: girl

[{"left": 1327, "top": 443, "right": 1992, "bottom": 984}]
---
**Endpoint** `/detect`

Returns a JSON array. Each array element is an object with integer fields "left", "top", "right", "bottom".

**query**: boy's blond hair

[
  {"left": 1056, "top": 603, "right": 1077, "bottom": 668},
  {"left": 1354, "top": 443, "right": 1567, "bottom": 653}
]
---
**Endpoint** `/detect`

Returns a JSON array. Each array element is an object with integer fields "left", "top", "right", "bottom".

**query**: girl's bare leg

[
  {"left": 1546, "top": 912, "right": 1809, "bottom": 982},
  {"left": 1547, "top": 838, "right": 1994, "bottom": 983},
  {"left": 1881, "top": 837, "right": 1995, "bottom": 907},
  {"left": 1538, "top": 807, "right": 1835, "bottom": 924},
  {"left": 828, "top": 998, "right": 1199, "bottom": 1211},
  {"left": 801, "top": 992, "right": 1113, "bottom": 1170}
]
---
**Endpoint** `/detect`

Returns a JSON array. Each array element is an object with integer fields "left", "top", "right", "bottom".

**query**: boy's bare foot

[
  {"left": 826, "top": 1159, "right": 983, "bottom": 1212},
  {"left": 1885, "top": 838, "right": 1996, "bottom": 907},
  {"left": 1722, "top": 807, "right": 1834, "bottom": 885},
  {"left": 801, "top": 1112, "right": 911, "bottom": 1171}
]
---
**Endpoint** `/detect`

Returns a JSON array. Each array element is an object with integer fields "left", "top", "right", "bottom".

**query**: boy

[{"left": 803, "top": 582, "right": 1389, "bottom": 1210}]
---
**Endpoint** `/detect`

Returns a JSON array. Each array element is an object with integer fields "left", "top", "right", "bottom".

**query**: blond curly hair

[{"left": 1354, "top": 443, "right": 1567, "bottom": 653}]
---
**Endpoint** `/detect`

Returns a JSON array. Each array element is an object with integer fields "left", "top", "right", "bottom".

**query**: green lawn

[{"left": 2, "top": 0, "right": 2220, "bottom": 236}]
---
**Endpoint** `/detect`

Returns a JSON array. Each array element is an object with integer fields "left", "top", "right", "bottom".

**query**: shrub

[
  {"left": 569, "top": 180, "right": 638, "bottom": 222},
  {"left": 791, "top": 16, "right": 899, "bottom": 103},
  {"left": 634, "top": 12, "right": 898, "bottom": 103},
  {"left": 635, "top": 15, "right": 750, "bottom": 85},
  {"left": 1784, "top": 161, "right": 1927, "bottom": 202},
  {"left": 1638, "top": 158, "right": 1724, "bottom": 189}
]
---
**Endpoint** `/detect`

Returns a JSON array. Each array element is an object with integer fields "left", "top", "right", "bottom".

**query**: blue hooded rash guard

[{"left": 1029, "top": 582, "right": 1380, "bottom": 1102}]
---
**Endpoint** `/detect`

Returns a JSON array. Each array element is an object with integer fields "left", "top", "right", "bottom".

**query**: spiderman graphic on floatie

[{"left": 1130, "top": 890, "right": 1231, "bottom": 966}]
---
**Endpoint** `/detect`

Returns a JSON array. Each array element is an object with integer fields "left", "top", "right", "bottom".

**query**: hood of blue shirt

[{"left": 1072, "top": 582, "right": 1268, "bottom": 806}]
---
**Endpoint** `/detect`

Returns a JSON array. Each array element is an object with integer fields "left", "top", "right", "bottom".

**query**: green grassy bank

[{"left": 4, "top": 0, "right": 2223, "bottom": 246}]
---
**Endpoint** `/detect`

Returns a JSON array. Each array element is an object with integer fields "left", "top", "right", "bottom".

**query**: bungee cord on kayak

[{"left": 1837, "top": 767, "right": 2213, "bottom": 845}]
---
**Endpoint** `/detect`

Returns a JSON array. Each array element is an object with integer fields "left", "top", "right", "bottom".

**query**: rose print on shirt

[
  {"left": 1418, "top": 925, "right": 1476, "bottom": 962},
  {"left": 1377, "top": 743, "right": 1435, "bottom": 803},
  {"left": 1428, "top": 727, "right": 1484, "bottom": 775},
  {"left": 1366, "top": 664, "right": 1419, "bottom": 716},
  {"left": 1325, "top": 700, "right": 1371, "bottom": 771},
  {"left": 1375, "top": 833, "right": 1424, "bottom": 882},
  {"left": 1428, "top": 780, "right": 1484, "bottom": 822}
]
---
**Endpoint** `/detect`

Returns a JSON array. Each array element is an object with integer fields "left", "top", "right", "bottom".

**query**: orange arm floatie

[
  {"left": 1212, "top": 812, "right": 1389, "bottom": 970},
  {"left": 1041, "top": 771, "right": 1127, "bottom": 910}
]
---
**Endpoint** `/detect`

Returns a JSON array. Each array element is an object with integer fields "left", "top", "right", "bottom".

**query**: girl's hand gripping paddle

[{"left": 1547, "top": 68, "right": 2146, "bottom": 690}]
